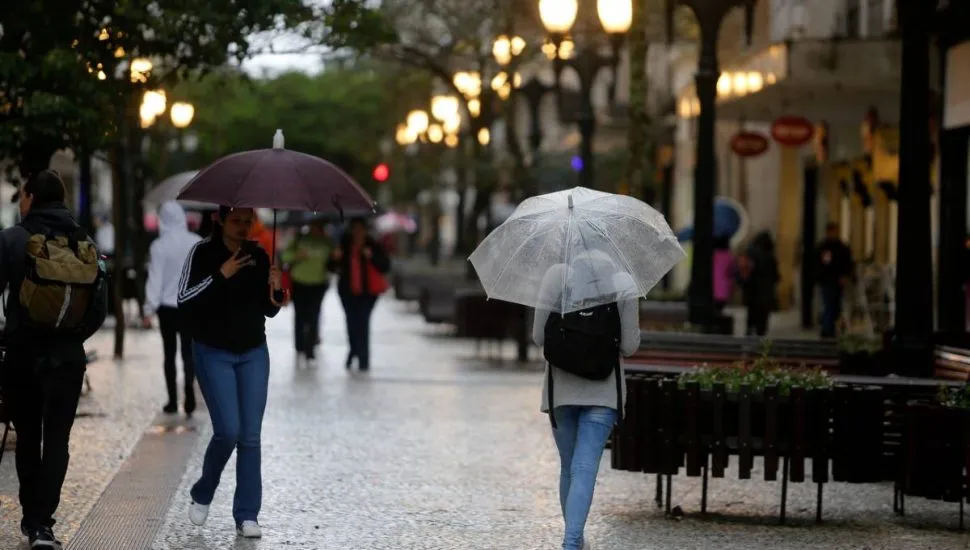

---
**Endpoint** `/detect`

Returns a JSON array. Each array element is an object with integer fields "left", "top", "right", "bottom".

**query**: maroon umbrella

[{"left": 177, "top": 130, "right": 376, "bottom": 216}]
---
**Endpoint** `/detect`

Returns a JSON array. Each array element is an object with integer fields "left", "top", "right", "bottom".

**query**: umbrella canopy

[
  {"left": 143, "top": 171, "right": 214, "bottom": 211},
  {"left": 177, "top": 130, "right": 377, "bottom": 216},
  {"left": 375, "top": 212, "right": 417, "bottom": 235},
  {"left": 469, "top": 186, "right": 686, "bottom": 314},
  {"left": 676, "top": 196, "right": 749, "bottom": 243}
]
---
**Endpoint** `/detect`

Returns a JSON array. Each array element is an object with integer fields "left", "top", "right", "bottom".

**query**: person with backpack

[
  {"left": 178, "top": 206, "right": 284, "bottom": 539},
  {"left": 532, "top": 252, "right": 641, "bottom": 550},
  {"left": 0, "top": 170, "right": 107, "bottom": 550},
  {"left": 142, "top": 201, "right": 202, "bottom": 416}
]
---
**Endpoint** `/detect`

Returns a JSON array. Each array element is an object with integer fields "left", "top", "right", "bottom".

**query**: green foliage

[
  {"left": 1, "top": 0, "right": 387, "bottom": 179},
  {"left": 838, "top": 333, "right": 881, "bottom": 354},
  {"left": 164, "top": 64, "right": 423, "bottom": 193},
  {"left": 937, "top": 384, "right": 970, "bottom": 409},
  {"left": 679, "top": 342, "right": 833, "bottom": 395}
]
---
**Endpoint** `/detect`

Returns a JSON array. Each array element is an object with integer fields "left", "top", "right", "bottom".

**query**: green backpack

[{"left": 18, "top": 227, "right": 107, "bottom": 334}]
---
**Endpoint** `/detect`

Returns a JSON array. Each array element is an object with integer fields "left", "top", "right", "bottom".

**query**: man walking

[
  {"left": 0, "top": 170, "right": 107, "bottom": 549},
  {"left": 816, "top": 222, "right": 853, "bottom": 338}
]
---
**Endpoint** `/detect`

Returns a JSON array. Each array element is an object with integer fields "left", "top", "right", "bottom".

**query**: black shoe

[
  {"left": 345, "top": 353, "right": 355, "bottom": 370},
  {"left": 28, "top": 526, "right": 62, "bottom": 549},
  {"left": 163, "top": 402, "right": 178, "bottom": 414}
]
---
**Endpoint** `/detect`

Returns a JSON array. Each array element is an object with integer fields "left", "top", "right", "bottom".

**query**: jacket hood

[
  {"left": 158, "top": 200, "right": 189, "bottom": 235},
  {"left": 23, "top": 203, "right": 79, "bottom": 234}
]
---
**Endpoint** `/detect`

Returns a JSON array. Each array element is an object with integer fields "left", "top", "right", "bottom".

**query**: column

[{"left": 893, "top": 0, "right": 935, "bottom": 376}]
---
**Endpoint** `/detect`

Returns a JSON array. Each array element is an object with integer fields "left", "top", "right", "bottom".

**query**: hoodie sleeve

[
  {"left": 177, "top": 241, "right": 226, "bottom": 310},
  {"left": 143, "top": 240, "right": 163, "bottom": 317}
]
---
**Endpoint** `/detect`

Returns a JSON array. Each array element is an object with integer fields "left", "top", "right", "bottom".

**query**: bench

[
  {"left": 453, "top": 290, "right": 533, "bottom": 356},
  {"left": 628, "top": 333, "right": 839, "bottom": 370},
  {"left": 933, "top": 345, "right": 970, "bottom": 380}
]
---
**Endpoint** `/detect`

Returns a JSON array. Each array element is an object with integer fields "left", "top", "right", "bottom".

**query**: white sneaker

[
  {"left": 188, "top": 501, "right": 209, "bottom": 526},
  {"left": 237, "top": 520, "right": 262, "bottom": 538}
]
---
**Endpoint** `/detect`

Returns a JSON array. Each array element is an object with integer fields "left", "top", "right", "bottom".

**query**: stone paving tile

[
  {"left": 153, "top": 293, "right": 969, "bottom": 550},
  {"left": 0, "top": 326, "right": 185, "bottom": 549}
]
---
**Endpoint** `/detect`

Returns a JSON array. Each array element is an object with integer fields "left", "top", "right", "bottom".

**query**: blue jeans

[
  {"left": 190, "top": 342, "right": 270, "bottom": 524},
  {"left": 820, "top": 284, "right": 843, "bottom": 338},
  {"left": 551, "top": 406, "right": 618, "bottom": 550}
]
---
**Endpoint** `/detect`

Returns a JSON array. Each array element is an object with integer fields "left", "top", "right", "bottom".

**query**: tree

[
  {"left": 625, "top": 0, "right": 699, "bottom": 203},
  {"left": 357, "top": 0, "right": 539, "bottom": 254},
  {"left": 0, "top": 0, "right": 325, "bottom": 181},
  {"left": 160, "top": 64, "right": 424, "bottom": 195}
]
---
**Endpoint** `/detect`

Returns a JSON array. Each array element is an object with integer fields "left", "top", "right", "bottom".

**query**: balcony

[{"left": 677, "top": 38, "right": 901, "bottom": 124}]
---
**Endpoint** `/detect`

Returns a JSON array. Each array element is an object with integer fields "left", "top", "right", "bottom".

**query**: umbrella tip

[
  {"left": 273, "top": 129, "right": 285, "bottom": 150},
  {"left": 567, "top": 194, "right": 574, "bottom": 209}
]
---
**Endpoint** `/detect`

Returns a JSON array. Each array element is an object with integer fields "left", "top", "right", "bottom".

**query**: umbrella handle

[{"left": 272, "top": 209, "right": 277, "bottom": 259}]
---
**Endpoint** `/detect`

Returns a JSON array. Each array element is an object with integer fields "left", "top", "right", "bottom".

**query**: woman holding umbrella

[
  {"left": 469, "top": 187, "right": 685, "bottom": 550},
  {"left": 327, "top": 218, "right": 390, "bottom": 371},
  {"left": 177, "top": 206, "right": 285, "bottom": 538}
]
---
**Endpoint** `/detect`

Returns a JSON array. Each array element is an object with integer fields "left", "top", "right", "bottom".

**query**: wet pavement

[{"left": 2, "top": 292, "right": 968, "bottom": 549}]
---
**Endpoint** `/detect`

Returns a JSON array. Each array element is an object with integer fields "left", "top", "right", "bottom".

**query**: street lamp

[
  {"left": 673, "top": 0, "right": 757, "bottom": 328},
  {"left": 539, "top": 0, "right": 632, "bottom": 189},
  {"left": 170, "top": 102, "right": 195, "bottom": 129},
  {"left": 516, "top": 77, "right": 556, "bottom": 161},
  {"left": 407, "top": 109, "right": 430, "bottom": 135}
]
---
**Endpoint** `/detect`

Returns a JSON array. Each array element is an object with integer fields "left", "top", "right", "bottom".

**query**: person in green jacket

[{"left": 281, "top": 222, "right": 332, "bottom": 363}]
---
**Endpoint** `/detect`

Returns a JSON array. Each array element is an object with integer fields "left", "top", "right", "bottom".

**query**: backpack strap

[
  {"left": 547, "top": 366, "right": 557, "bottom": 429},
  {"left": 614, "top": 359, "right": 623, "bottom": 430}
]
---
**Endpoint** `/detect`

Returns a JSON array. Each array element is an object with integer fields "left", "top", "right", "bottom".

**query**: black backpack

[{"left": 543, "top": 302, "right": 623, "bottom": 428}]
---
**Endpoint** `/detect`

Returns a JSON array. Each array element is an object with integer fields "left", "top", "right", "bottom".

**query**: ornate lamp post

[
  {"left": 672, "top": 0, "right": 757, "bottom": 329},
  {"left": 538, "top": 0, "right": 632, "bottom": 189}
]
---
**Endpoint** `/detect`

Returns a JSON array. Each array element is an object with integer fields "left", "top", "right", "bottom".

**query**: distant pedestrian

[
  {"left": 177, "top": 206, "right": 285, "bottom": 539},
  {"left": 712, "top": 236, "right": 737, "bottom": 313},
  {"left": 281, "top": 221, "right": 332, "bottom": 364},
  {"left": 738, "top": 231, "right": 779, "bottom": 336},
  {"left": 533, "top": 252, "right": 642, "bottom": 550},
  {"left": 143, "top": 201, "right": 202, "bottom": 416},
  {"left": 0, "top": 170, "right": 108, "bottom": 549},
  {"left": 327, "top": 218, "right": 390, "bottom": 371},
  {"left": 816, "top": 222, "right": 853, "bottom": 338}
]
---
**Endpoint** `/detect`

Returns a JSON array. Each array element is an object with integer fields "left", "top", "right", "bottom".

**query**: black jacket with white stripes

[{"left": 177, "top": 236, "right": 281, "bottom": 353}]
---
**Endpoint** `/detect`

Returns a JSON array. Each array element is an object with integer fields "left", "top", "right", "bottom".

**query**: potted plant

[
  {"left": 899, "top": 384, "right": 970, "bottom": 505},
  {"left": 838, "top": 333, "right": 883, "bottom": 376}
]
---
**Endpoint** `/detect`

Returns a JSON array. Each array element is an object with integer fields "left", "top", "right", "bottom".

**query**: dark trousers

[
  {"left": 340, "top": 294, "right": 377, "bottom": 369},
  {"left": 820, "top": 284, "right": 843, "bottom": 338},
  {"left": 3, "top": 357, "right": 84, "bottom": 530},
  {"left": 746, "top": 305, "right": 770, "bottom": 336},
  {"left": 157, "top": 306, "right": 196, "bottom": 409},
  {"left": 292, "top": 283, "right": 328, "bottom": 357}
]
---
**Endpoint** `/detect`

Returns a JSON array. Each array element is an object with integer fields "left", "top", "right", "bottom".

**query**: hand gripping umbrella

[{"left": 177, "top": 129, "right": 377, "bottom": 254}]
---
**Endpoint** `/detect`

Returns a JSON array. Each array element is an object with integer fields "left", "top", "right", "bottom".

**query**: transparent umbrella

[{"left": 468, "top": 186, "right": 686, "bottom": 314}]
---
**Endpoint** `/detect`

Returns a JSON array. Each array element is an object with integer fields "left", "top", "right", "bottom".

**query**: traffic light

[{"left": 373, "top": 163, "right": 390, "bottom": 183}]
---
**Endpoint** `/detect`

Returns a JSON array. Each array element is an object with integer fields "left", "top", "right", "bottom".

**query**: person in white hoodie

[{"left": 143, "top": 201, "right": 203, "bottom": 416}]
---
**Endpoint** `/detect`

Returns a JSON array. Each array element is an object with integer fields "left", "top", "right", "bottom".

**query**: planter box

[
  {"left": 902, "top": 402, "right": 967, "bottom": 502},
  {"left": 838, "top": 350, "right": 889, "bottom": 376}
]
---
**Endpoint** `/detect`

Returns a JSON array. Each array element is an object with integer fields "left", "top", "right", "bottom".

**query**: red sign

[
  {"left": 771, "top": 115, "right": 814, "bottom": 147},
  {"left": 372, "top": 163, "right": 389, "bottom": 182},
  {"left": 730, "top": 131, "right": 769, "bottom": 157}
]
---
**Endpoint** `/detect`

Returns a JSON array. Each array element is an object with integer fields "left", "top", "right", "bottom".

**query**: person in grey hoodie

[
  {"left": 143, "top": 200, "right": 202, "bottom": 415},
  {"left": 532, "top": 254, "right": 641, "bottom": 550}
]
